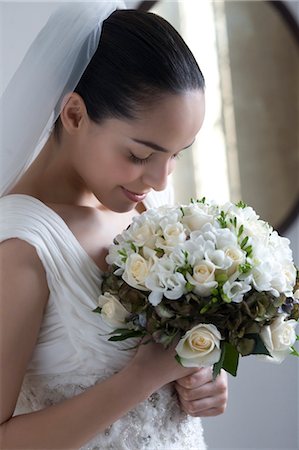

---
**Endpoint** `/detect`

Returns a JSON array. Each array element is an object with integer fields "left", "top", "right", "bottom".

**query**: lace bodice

[
  {"left": 16, "top": 373, "right": 205, "bottom": 450},
  {"left": 0, "top": 191, "right": 206, "bottom": 450}
]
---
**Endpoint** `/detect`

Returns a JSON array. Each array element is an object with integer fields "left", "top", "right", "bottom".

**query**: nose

[{"left": 142, "top": 159, "right": 174, "bottom": 192}]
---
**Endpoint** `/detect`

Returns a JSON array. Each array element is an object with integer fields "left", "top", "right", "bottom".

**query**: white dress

[{"left": 0, "top": 192, "right": 207, "bottom": 450}]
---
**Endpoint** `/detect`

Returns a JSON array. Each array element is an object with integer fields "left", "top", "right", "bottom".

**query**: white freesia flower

[
  {"left": 186, "top": 260, "right": 218, "bottom": 297},
  {"left": 222, "top": 277, "right": 252, "bottom": 303},
  {"left": 176, "top": 323, "right": 222, "bottom": 367},
  {"left": 215, "top": 227, "right": 238, "bottom": 249},
  {"left": 260, "top": 315, "right": 298, "bottom": 363},
  {"left": 204, "top": 248, "right": 232, "bottom": 271},
  {"left": 105, "top": 242, "right": 133, "bottom": 273},
  {"left": 123, "top": 253, "right": 152, "bottom": 290},
  {"left": 98, "top": 293, "right": 130, "bottom": 327},
  {"left": 145, "top": 259, "right": 186, "bottom": 305}
]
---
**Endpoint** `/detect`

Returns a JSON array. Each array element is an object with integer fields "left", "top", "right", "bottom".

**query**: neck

[{"left": 9, "top": 134, "right": 100, "bottom": 208}]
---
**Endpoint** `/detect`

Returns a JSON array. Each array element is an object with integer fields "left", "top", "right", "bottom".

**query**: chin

[{"left": 100, "top": 198, "right": 136, "bottom": 214}]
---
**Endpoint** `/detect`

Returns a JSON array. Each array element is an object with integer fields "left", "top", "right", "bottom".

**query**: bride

[{"left": 0, "top": 2, "right": 228, "bottom": 449}]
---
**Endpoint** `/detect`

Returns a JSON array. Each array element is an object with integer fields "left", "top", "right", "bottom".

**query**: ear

[{"left": 59, "top": 93, "right": 88, "bottom": 134}]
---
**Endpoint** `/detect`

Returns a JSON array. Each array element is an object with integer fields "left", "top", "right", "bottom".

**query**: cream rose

[
  {"left": 186, "top": 261, "right": 218, "bottom": 297},
  {"left": 223, "top": 246, "right": 246, "bottom": 275},
  {"left": 181, "top": 206, "right": 213, "bottom": 231},
  {"left": 260, "top": 315, "right": 298, "bottom": 363},
  {"left": 122, "top": 253, "right": 152, "bottom": 290},
  {"left": 98, "top": 293, "right": 130, "bottom": 327},
  {"left": 175, "top": 323, "right": 222, "bottom": 367}
]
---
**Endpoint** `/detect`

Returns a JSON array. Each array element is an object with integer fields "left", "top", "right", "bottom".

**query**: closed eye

[{"left": 128, "top": 152, "right": 182, "bottom": 166}]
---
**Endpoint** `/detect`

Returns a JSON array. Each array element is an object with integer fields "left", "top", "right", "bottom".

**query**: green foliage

[
  {"left": 108, "top": 328, "right": 146, "bottom": 341},
  {"left": 290, "top": 346, "right": 299, "bottom": 357},
  {"left": 175, "top": 354, "right": 183, "bottom": 366},
  {"left": 118, "top": 248, "right": 128, "bottom": 263},
  {"left": 213, "top": 342, "right": 239, "bottom": 379},
  {"left": 217, "top": 211, "right": 227, "bottom": 228},
  {"left": 236, "top": 200, "right": 247, "bottom": 209}
]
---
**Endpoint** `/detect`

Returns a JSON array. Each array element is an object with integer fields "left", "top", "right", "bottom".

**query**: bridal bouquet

[{"left": 94, "top": 199, "right": 299, "bottom": 378}]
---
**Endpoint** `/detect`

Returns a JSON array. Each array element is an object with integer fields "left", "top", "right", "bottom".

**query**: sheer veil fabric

[{"left": 0, "top": 1, "right": 125, "bottom": 197}]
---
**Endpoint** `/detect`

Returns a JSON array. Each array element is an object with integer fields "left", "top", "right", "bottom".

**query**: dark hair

[{"left": 55, "top": 9, "right": 205, "bottom": 133}]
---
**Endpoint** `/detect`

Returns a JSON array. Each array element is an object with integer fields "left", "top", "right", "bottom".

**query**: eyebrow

[{"left": 132, "top": 138, "right": 195, "bottom": 153}]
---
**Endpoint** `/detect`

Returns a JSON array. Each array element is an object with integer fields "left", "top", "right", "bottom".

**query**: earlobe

[{"left": 59, "top": 92, "right": 87, "bottom": 134}]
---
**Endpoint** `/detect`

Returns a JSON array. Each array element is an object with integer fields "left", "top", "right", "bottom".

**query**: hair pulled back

[{"left": 65, "top": 9, "right": 205, "bottom": 126}]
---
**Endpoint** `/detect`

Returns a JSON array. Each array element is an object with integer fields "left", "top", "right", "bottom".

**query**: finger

[
  {"left": 176, "top": 380, "right": 222, "bottom": 402},
  {"left": 180, "top": 393, "right": 227, "bottom": 417},
  {"left": 176, "top": 367, "right": 212, "bottom": 389},
  {"left": 176, "top": 377, "right": 227, "bottom": 403}
]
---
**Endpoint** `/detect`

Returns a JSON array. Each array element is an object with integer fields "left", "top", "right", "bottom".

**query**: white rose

[
  {"left": 130, "top": 222, "right": 157, "bottom": 247},
  {"left": 251, "top": 259, "right": 273, "bottom": 293},
  {"left": 223, "top": 245, "right": 246, "bottom": 275},
  {"left": 260, "top": 315, "right": 298, "bottom": 363},
  {"left": 162, "top": 222, "right": 186, "bottom": 246},
  {"left": 122, "top": 253, "right": 152, "bottom": 290},
  {"left": 176, "top": 323, "right": 222, "bottom": 367},
  {"left": 181, "top": 206, "right": 214, "bottom": 231},
  {"left": 271, "top": 262, "right": 296, "bottom": 297},
  {"left": 186, "top": 260, "right": 218, "bottom": 297},
  {"left": 97, "top": 293, "right": 130, "bottom": 327}
]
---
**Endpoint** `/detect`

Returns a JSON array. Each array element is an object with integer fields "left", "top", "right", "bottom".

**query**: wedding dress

[{"left": 0, "top": 190, "right": 207, "bottom": 450}]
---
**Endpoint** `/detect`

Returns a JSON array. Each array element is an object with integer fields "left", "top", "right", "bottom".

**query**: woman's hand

[{"left": 175, "top": 367, "right": 228, "bottom": 417}]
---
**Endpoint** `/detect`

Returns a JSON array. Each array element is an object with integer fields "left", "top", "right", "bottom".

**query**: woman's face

[{"left": 69, "top": 91, "right": 205, "bottom": 212}]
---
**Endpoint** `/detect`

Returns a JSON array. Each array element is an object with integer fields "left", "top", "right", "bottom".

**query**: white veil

[{"left": 0, "top": 1, "right": 126, "bottom": 197}]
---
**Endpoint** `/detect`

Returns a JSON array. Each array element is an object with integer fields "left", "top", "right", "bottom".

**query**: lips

[{"left": 121, "top": 187, "right": 149, "bottom": 202}]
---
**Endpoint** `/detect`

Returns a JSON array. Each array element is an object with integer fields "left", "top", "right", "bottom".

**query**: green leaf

[
  {"left": 245, "top": 333, "right": 271, "bottom": 355},
  {"left": 290, "top": 346, "right": 299, "bottom": 357},
  {"left": 175, "top": 354, "right": 183, "bottom": 366},
  {"left": 238, "top": 224, "right": 244, "bottom": 237},
  {"left": 108, "top": 330, "right": 145, "bottom": 341},
  {"left": 92, "top": 306, "right": 102, "bottom": 314},
  {"left": 213, "top": 346, "right": 226, "bottom": 379},
  {"left": 221, "top": 342, "right": 239, "bottom": 377},
  {"left": 130, "top": 242, "right": 137, "bottom": 252},
  {"left": 213, "top": 342, "right": 239, "bottom": 379},
  {"left": 240, "top": 236, "right": 249, "bottom": 249},
  {"left": 108, "top": 328, "right": 131, "bottom": 335}
]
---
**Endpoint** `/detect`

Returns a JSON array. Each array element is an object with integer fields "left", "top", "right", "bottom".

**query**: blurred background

[{"left": 1, "top": 1, "right": 298, "bottom": 449}]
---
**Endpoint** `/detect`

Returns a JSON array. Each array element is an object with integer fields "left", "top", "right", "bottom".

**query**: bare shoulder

[
  {"left": 1, "top": 237, "right": 49, "bottom": 277},
  {"left": 0, "top": 238, "right": 49, "bottom": 423}
]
